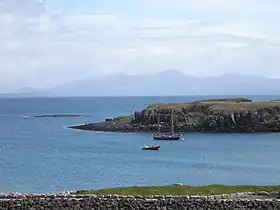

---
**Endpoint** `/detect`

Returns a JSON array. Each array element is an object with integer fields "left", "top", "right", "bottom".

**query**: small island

[
  {"left": 32, "top": 114, "right": 90, "bottom": 118},
  {"left": 69, "top": 98, "right": 280, "bottom": 133}
]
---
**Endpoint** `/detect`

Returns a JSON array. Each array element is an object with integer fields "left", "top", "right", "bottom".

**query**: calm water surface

[{"left": 0, "top": 96, "right": 280, "bottom": 193}]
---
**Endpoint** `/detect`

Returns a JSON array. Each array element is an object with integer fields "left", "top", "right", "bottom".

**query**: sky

[{"left": 0, "top": 0, "right": 280, "bottom": 92}]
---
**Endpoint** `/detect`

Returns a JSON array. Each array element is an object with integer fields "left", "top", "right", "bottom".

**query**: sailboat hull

[{"left": 153, "top": 133, "right": 182, "bottom": 140}]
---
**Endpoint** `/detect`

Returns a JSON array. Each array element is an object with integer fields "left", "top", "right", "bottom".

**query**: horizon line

[{"left": 0, "top": 94, "right": 280, "bottom": 99}]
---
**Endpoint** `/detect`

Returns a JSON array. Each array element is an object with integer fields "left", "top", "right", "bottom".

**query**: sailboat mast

[
  {"left": 171, "top": 109, "right": 174, "bottom": 133},
  {"left": 157, "top": 111, "right": 160, "bottom": 132}
]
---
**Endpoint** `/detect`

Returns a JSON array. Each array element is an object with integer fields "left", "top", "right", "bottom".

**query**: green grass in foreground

[{"left": 76, "top": 185, "right": 280, "bottom": 196}]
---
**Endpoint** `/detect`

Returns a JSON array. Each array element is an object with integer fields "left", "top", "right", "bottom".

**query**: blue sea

[{"left": 1, "top": 95, "right": 280, "bottom": 194}]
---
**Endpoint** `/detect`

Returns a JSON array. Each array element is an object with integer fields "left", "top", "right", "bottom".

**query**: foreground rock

[
  {"left": 69, "top": 98, "right": 280, "bottom": 133},
  {"left": 1, "top": 193, "right": 280, "bottom": 210}
]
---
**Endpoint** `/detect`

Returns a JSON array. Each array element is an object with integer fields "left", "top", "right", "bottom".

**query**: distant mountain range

[{"left": 2, "top": 70, "right": 280, "bottom": 97}]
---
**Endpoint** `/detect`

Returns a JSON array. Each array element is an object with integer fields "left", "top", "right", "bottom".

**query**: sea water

[{"left": 0, "top": 96, "right": 280, "bottom": 193}]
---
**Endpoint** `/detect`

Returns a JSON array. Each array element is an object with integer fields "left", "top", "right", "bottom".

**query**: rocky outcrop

[
  {"left": 1, "top": 193, "right": 280, "bottom": 210},
  {"left": 69, "top": 99, "right": 280, "bottom": 133}
]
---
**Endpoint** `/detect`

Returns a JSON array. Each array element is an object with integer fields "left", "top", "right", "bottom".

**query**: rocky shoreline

[
  {"left": 1, "top": 191, "right": 280, "bottom": 209},
  {"left": 69, "top": 98, "right": 280, "bottom": 133}
]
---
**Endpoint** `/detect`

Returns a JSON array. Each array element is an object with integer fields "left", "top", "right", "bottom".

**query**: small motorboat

[{"left": 142, "top": 145, "right": 160, "bottom": 150}]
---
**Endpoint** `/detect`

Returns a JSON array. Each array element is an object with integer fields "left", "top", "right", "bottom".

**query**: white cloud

[
  {"left": 129, "top": 0, "right": 278, "bottom": 13},
  {"left": 133, "top": 19, "right": 200, "bottom": 29},
  {"left": 0, "top": 0, "right": 45, "bottom": 16},
  {"left": 0, "top": 0, "right": 279, "bottom": 91},
  {"left": 188, "top": 0, "right": 261, "bottom": 12}
]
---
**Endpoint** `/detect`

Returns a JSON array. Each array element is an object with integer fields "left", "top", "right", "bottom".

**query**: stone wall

[{"left": 1, "top": 193, "right": 280, "bottom": 210}]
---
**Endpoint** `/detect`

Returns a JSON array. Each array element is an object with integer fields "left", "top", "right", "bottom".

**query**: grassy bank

[
  {"left": 147, "top": 99, "right": 279, "bottom": 111},
  {"left": 76, "top": 185, "right": 280, "bottom": 196}
]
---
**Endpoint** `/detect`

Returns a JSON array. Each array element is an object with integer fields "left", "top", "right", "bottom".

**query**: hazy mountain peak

[
  {"left": 16, "top": 87, "right": 38, "bottom": 94},
  {"left": 157, "top": 69, "right": 186, "bottom": 76},
  {"left": 9, "top": 71, "right": 280, "bottom": 97},
  {"left": 220, "top": 73, "right": 265, "bottom": 79}
]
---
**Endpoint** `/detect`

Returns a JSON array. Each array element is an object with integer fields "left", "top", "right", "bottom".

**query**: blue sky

[{"left": 0, "top": 0, "right": 279, "bottom": 92}]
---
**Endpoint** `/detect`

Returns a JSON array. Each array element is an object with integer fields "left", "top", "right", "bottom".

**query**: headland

[{"left": 69, "top": 97, "right": 280, "bottom": 133}]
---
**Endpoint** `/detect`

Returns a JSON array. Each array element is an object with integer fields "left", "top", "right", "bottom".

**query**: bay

[{"left": 0, "top": 95, "right": 280, "bottom": 193}]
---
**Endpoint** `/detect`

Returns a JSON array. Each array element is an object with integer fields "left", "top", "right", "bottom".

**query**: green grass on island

[
  {"left": 192, "top": 98, "right": 252, "bottom": 103},
  {"left": 271, "top": 99, "right": 280, "bottom": 102},
  {"left": 147, "top": 97, "right": 280, "bottom": 110},
  {"left": 76, "top": 185, "right": 280, "bottom": 196}
]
